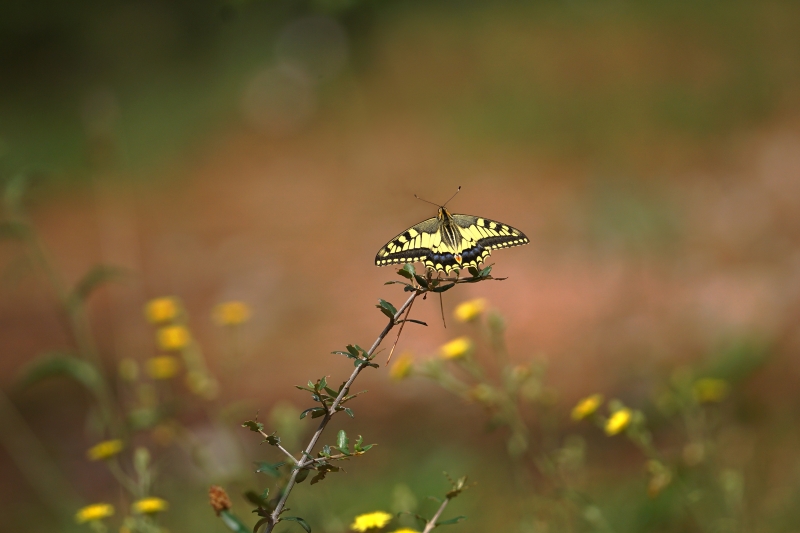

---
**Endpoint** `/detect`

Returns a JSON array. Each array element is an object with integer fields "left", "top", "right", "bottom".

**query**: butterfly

[{"left": 375, "top": 188, "right": 529, "bottom": 274}]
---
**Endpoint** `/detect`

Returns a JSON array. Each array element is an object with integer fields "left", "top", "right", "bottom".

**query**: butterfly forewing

[{"left": 375, "top": 212, "right": 528, "bottom": 274}]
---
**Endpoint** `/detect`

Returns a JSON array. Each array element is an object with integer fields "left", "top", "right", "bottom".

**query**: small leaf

[
  {"left": 398, "top": 264, "right": 416, "bottom": 279},
  {"left": 17, "top": 352, "right": 103, "bottom": 394},
  {"left": 264, "top": 433, "right": 281, "bottom": 446},
  {"left": 346, "top": 345, "right": 360, "bottom": 357},
  {"left": 281, "top": 516, "right": 311, "bottom": 533},
  {"left": 354, "top": 435, "right": 364, "bottom": 452},
  {"left": 252, "top": 518, "right": 270, "bottom": 533},
  {"left": 432, "top": 283, "right": 455, "bottom": 293},
  {"left": 244, "top": 490, "right": 268, "bottom": 506},
  {"left": 310, "top": 471, "right": 328, "bottom": 485},
  {"left": 321, "top": 444, "right": 332, "bottom": 457},
  {"left": 414, "top": 275, "right": 429, "bottom": 288},
  {"left": 468, "top": 266, "right": 480, "bottom": 277},
  {"left": 377, "top": 299, "right": 398, "bottom": 319},
  {"left": 220, "top": 509, "right": 251, "bottom": 533},
  {"left": 399, "top": 318, "right": 428, "bottom": 326},
  {"left": 295, "top": 469, "right": 310, "bottom": 483},
  {"left": 254, "top": 461, "right": 281, "bottom": 477},
  {"left": 336, "top": 429, "right": 350, "bottom": 455},
  {"left": 344, "top": 407, "right": 354, "bottom": 418},
  {"left": 242, "top": 420, "right": 264, "bottom": 433},
  {"left": 480, "top": 265, "right": 493, "bottom": 277},
  {"left": 436, "top": 516, "right": 467, "bottom": 526},
  {"left": 359, "top": 443, "right": 375, "bottom": 453},
  {"left": 300, "top": 407, "right": 326, "bottom": 420},
  {"left": 318, "top": 376, "right": 327, "bottom": 390}
]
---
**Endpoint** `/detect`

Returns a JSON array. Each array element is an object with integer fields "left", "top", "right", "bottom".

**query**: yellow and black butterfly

[{"left": 375, "top": 188, "right": 529, "bottom": 274}]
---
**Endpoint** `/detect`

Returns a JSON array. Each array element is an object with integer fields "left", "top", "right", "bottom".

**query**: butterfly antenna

[
  {"left": 413, "top": 194, "right": 441, "bottom": 207},
  {"left": 442, "top": 185, "right": 462, "bottom": 207}
]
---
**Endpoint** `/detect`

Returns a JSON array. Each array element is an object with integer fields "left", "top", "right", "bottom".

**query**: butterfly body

[{"left": 375, "top": 206, "right": 528, "bottom": 274}]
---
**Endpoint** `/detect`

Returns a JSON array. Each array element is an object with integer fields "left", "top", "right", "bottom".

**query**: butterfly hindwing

[{"left": 375, "top": 212, "right": 529, "bottom": 274}]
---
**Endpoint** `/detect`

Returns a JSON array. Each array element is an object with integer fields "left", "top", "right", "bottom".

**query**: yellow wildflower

[
  {"left": 571, "top": 394, "right": 604, "bottom": 421},
  {"left": 144, "top": 297, "right": 179, "bottom": 324},
  {"left": 86, "top": 439, "right": 123, "bottom": 461},
  {"left": 693, "top": 378, "right": 729, "bottom": 403},
  {"left": 146, "top": 355, "right": 180, "bottom": 380},
  {"left": 156, "top": 325, "right": 191, "bottom": 351},
  {"left": 351, "top": 511, "right": 393, "bottom": 531},
  {"left": 75, "top": 503, "right": 114, "bottom": 523},
  {"left": 439, "top": 337, "right": 473, "bottom": 360},
  {"left": 389, "top": 352, "right": 414, "bottom": 380},
  {"left": 213, "top": 301, "right": 251, "bottom": 326},
  {"left": 453, "top": 298, "right": 487, "bottom": 322},
  {"left": 605, "top": 408, "right": 632, "bottom": 436},
  {"left": 132, "top": 497, "right": 168, "bottom": 514}
]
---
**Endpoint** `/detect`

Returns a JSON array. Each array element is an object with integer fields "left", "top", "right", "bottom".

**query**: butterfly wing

[
  {"left": 375, "top": 216, "right": 442, "bottom": 267},
  {"left": 375, "top": 213, "right": 528, "bottom": 274}
]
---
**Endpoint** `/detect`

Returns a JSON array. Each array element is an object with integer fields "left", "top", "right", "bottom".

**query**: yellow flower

[
  {"left": 605, "top": 408, "right": 632, "bottom": 436},
  {"left": 693, "top": 378, "right": 729, "bottom": 403},
  {"left": 389, "top": 352, "right": 414, "bottom": 380},
  {"left": 132, "top": 497, "right": 168, "bottom": 514},
  {"left": 146, "top": 356, "right": 180, "bottom": 380},
  {"left": 571, "top": 394, "right": 604, "bottom": 421},
  {"left": 87, "top": 439, "right": 123, "bottom": 461},
  {"left": 75, "top": 503, "right": 114, "bottom": 523},
  {"left": 144, "top": 297, "right": 179, "bottom": 324},
  {"left": 213, "top": 301, "right": 251, "bottom": 326},
  {"left": 156, "top": 325, "right": 191, "bottom": 351},
  {"left": 439, "top": 337, "right": 473, "bottom": 360},
  {"left": 453, "top": 298, "right": 487, "bottom": 322},
  {"left": 388, "top": 530, "right": 419, "bottom": 533},
  {"left": 351, "top": 511, "right": 393, "bottom": 531}
]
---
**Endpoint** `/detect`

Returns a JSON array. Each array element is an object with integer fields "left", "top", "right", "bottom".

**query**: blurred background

[{"left": 2, "top": 0, "right": 800, "bottom": 531}]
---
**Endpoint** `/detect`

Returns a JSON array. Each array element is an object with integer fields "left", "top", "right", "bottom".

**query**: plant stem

[
  {"left": 422, "top": 497, "right": 451, "bottom": 533},
  {"left": 264, "top": 290, "right": 421, "bottom": 532}
]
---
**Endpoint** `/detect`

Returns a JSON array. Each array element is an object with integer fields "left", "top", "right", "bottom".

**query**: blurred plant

[
  {"left": 0, "top": 175, "right": 257, "bottom": 531},
  {"left": 214, "top": 263, "right": 500, "bottom": 532},
  {"left": 401, "top": 293, "right": 773, "bottom": 533}
]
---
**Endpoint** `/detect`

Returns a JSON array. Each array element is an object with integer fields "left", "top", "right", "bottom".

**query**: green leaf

[
  {"left": 263, "top": 433, "right": 281, "bottom": 446},
  {"left": 244, "top": 490, "right": 268, "bottom": 506},
  {"left": 220, "top": 509, "right": 251, "bottom": 533},
  {"left": 399, "top": 318, "right": 428, "bottom": 326},
  {"left": 252, "top": 518, "right": 270, "bottom": 533},
  {"left": 414, "top": 275, "right": 429, "bottom": 288},
  {"left": 281, "top": 516, "right": 311, "bottom": 533},
  {"left": 468, "top": 266, "right": 480, "bottom": 277},
  {"left": 336, "top": 429, "right": 350, "bottom": 455},
  {"left": 479, "top": 265, "right": 493, "bottom": 277},
  {"left": 295, "top": 469, "right": 310, "bottom": 483},
  {"left": 344, "top": 407, "right": 354, "bottom": 418},
  {"left": 377, "top": 299, "right": 398, "bottom": 319},
  {"left": 436, "top": 516, "right": 467, "bottom": 526},
  {"left": 318, "top": 376, "right": 327, "bottom": 390},
  {"left": 354, "top": 435, "right": 364, "bottom": 452},
  {"left": 346, "top": 345, "right": 360, "bottom": 357},
  {"left": 17, "top": 352, "right": 103, "bottom": 395},
  {"left": 254, "top": 461, "right": 281, "bottom": 477},
  {"left": 242, "top": 420, "right": 264, "bottom": 433},
  {"left": 70, "top": 265, "right": 128, "bottom": 305},
  {"left": 432, "top": 283, "right": 455, "bottom": 293},
  {"left": 359, "top": 444, "right": 375, "bottom": 452},
  {"left": 300, "top": 407, "right": 326, "bottom": 420},
  {"left": 398, "top": 264, "right": 416, "bottom": 279}
]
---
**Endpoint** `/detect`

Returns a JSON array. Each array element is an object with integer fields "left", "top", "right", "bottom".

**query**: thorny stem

[
  {"left": 264, "top": 289, "right": 422, "bottom": 532},
  {"left": 422, "top": 497, "right": 451, "bottom": 533}
]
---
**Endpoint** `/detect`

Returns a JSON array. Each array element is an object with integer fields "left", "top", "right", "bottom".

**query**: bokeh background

[{"left": 2, "top": 0, "right": 800, "bottom": 531}]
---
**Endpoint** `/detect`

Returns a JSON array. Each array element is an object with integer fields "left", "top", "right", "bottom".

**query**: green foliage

[{"left": 17, "top": 352, "right": 103, "bottom": 395}]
